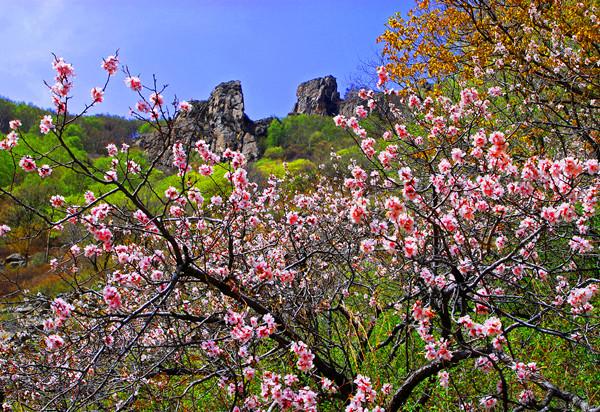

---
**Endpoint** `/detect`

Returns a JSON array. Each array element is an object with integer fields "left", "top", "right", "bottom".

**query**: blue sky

[{"left": 0, "top": 0, "right": 407, "bottom": 120}]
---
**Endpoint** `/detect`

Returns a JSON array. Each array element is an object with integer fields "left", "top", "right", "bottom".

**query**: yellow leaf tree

[{"left": 379, "top": 0, "right": 600, "bottom": 158}]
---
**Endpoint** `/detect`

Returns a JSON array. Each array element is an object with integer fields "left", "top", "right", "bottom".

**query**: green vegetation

[
  {"left": 0, "top": 109, "right": 365, "bottom": 296},
  {"left": 262, "top": 114, "right": 353, "bottom": 163},
  {"left": 0, "top": 96, "right": 140, "bottom": 154},
  {"left": 253, "top": 157, "right": 315, "bottom": 178}
]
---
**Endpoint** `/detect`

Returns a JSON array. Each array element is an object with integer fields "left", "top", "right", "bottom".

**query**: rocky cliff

[
  {"left": 290, "top": 76, "right": 399, "bottom": 118},
  {"left": 291, "top": 75, "right": 341, "bottom": 116},
  {"left": 137, "top": 80, "right": 271, "bottom": 163},
  {"left": 138, "top": 75, "right": 392, "bottom": 166}
]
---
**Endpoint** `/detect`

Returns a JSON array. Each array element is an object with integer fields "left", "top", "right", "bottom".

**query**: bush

[{"left": 263, "top": 146, "right": 284, "bottom": 159}]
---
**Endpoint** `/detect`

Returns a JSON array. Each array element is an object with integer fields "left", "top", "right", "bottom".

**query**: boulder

[{"left": 4, "top": 253, "right": 26, "bottom": 268}]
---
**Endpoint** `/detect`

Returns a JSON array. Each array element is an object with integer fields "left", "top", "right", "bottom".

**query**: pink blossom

[
  {"left": 135, "top": 100, "right": 150, "bottom": 113},
  {"left": 8, "top": 119, "right": 21, "bottom": 130},
  {"left": 169, "top": 205, "right": 184, "bottom": 217},
  {"left": 198, "top": 164, "right": 213, "bottom": 176},
  {"left": 333, "top": 114, "right": 347, "bottom": 128},
  {"left": 39, "top": 115, "right": 54, "bottom": 135},
  {"left": 451, "top": 148, "right": 465, "bottom": 163},
  {"left": 104, "top": 171, "right": 118, "bottom": 182},
  {"left": 93, "top": 227, "right": 113, "bottom": 244},
  {"left": 52, "top": 57, "right": 75, "bottom": 78},
  {"left": 472, "top": 130, "right": 487, "bottom": 147},
  {"left": 231, "top": 324, "right": 253, "bottom": 343},
  {"left": 562, "top": 157, "right": 583, "bottom": 178},
  {"left": 43, "top": 318, "right": 55, "bottom": 331},
  {"left": 480, "top": 396, "right": 497, "bottom": 410},
  {"left": 360, "top": 239, "right": 376, "bottom": 254},
  {"left": 84, "top": 191, "right": 96, "bottom": 204},
  {"left": 488, "top": 86, "right": 503, "bottom": 97},
  {"left": 349, "top": 202, "right": 367, "bottom": 224},
  {"left": 569, "top": 236, "right": 592, "bottom": 253},
  {"left": 101, "top": 55, "right": 119, "bottom": 75},
  {"left": 489, "top": 131, "right": 506, "bottom": 147},
  {"left": 103, "top": 285, "right": 122, "bottom": 310},
  {"left": 19, "top": 156, "right": 37, "bottom": 172},
  {"left": 0, "top": 225, "right": 10, "bottom": 237},
  {"left": 512, "top": 361, "right": 537, "bottom": 381},
  {"left": 125, "top": 76, "right": 142, "bottom": 91},
  {"left": 360, "top": 138, "right": 376, "bottom": 158},
  {"left": 403, "top": 184, "right": 418, "bottom": 201},
  {"left": 321, "top": 377, "right": 337, "bottom": 393},
  {"left": 483, "top": 317, "right": 502, "bottom": 337},
  {"left": 225, "top": 310, "right": 243, "bottom": 326},
  {"left": 376, "top": 65, "right": 388, "bottom": 87},
  {"left": 408, "top": 94, "right": 421, "bottom": 109},
  {"left": 179, "top": 100, "right": 192, "bottom": 112},
  {"left": 291, "top": 341, "right": 315, "bottom": 372},
  {"left": 492, "top": 336, "right": 506, "bottom": 351},
  {"left": 460, "top": 88, "right": 479, "bottom": 106},
  {"left": 567, "top": 284, "right": 598, "bottom": 315},
  {"left": 45, "top": 334, "right": 65, "bottom": 351},
  {"left": 37, "top": 165, "right": 53, "bottom": 178},
  {"left": 83, "top": 245, "right": 100, "bottom": 258},
  {"left": 286, "top": 211, "right": 300, "bottom": 225},
  {"left": 51, "top": 298, "right": 74, "bottom": 320},
  {"left": 51, "top": 81, "right": 72, "bottom": 98},
  {"left": 441, "top": 214, "right": 458, "bottom": 232},
  {"left": 584, "top": 159, "right": 599, "bottom": 174},
  {"left": 243, "top": 366, "right": 255, "bottom": 380},
  {"left": 519, "top": 390, "right": 535, "bottom": 404},
  {"left": 126, "top": 160, "right": 141, "bottom": 174},
  {"left": 201, "top": 340, "right": 222, "bottom": 357},
  {"left": 149, "top": 92, "right": 164, "bottom": 106},
  {"left": 50, "top": 195, "right": 65, "bottom": 208},
  {"left": 541, "top": 207, "right": 558, "bottom": 224},
  {"left": 164, "top": 186, "right": 179, "bottom": 200},
  {"left": 355, "top": 105, "right": 368, "bottom": 118},
  {"left": 1, "top": 131, "right": 19, "bottom": 150},
  {"left": 438, "top": 370, "right": 450, "bottom": 388},
  {"left": 91, "top": 87, "right": 104, "bottom": 103},
  {"left": 106, "top": 144, "right": 118, "bottom": 156},
  {"left": 403, "top": 237, "right": 418, "bottom": 258},
  {"left": 438, "top": 158, "right": 452, "bottom": 174}
]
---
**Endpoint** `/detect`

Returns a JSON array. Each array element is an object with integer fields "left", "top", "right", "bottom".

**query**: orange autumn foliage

[{"left": 379, "top": 0, "right": 600, "bottom": 157}]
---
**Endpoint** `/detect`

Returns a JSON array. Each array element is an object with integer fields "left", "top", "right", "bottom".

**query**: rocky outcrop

[
  {"left": 292, "top": 76, "right": 341, "bottom": 116},
  {"left": 337, "top": 90, "right": 363, "bottom": 118},
  {"left": 291, "top": 76, "right": 402, "bottom": 119},
  {"left": 138, "top": 80, "right": 271, "bottom": 164},
  {"left": 137, "top": 75, "right": 403, "bottom": 166},
  {"left": 4, "top": 253, "right": 26, "bottom": 268}
]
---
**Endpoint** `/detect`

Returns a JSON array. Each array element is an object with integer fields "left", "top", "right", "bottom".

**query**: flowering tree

[
  {"left": 379, "top": 0, "right": 600, "bottom": 160},
  {"left": 0, "top": 50, "right": 598, "bottom": 412}
]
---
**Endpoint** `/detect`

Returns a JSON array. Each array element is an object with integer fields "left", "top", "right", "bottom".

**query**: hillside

[
  {"left": 0, "top": 76, "right": 367, "bottom": 295},
  {"left": 0, "top": 96, "right": 140, "bottom": 155}
]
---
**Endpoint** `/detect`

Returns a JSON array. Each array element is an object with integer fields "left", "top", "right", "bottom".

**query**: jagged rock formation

[
  {"left": 337, "top": 90, "right": 363, "bottom": 118},
  {"left": 138, "top": 80, "right": 271, "bottom": 164},
  {"left": 291, "top": 76, "right": 341, "bottom": 116},
  {"left": 138, "top": 75, "right": 400, "bottom": 166},
  {"left": 290, "top": 75, "right": 401, "bottom": 119}
]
